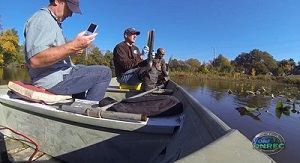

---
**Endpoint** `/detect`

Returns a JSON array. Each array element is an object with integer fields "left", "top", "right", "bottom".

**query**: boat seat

[
  {"left": 107, "top": 85, "right": 173, "bottom": 95},
  {"left": 7, "top": 81, "right": 73, "bottom": 104},
  {"left": 119, "top": 83, "right": 142, "bottom": 90},
  {"left": 107, "top": 78, "right": 173, "bottom": 94}
]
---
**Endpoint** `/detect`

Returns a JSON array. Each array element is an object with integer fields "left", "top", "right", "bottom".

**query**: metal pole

[{"left": 212, "top": 47, "right": 215, "bottom": 67}]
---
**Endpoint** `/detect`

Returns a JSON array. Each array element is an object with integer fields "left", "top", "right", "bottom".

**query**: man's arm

[{"left": 30, "top": 32, "right": 97, "bottom": 68}]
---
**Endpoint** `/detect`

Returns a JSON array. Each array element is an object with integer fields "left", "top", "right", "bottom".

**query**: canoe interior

[{"left": 0, "top": 78, "right": 274, "bottom": 163}]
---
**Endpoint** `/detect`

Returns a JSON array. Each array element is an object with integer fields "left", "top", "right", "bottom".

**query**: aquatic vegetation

[
  {"left": 236, "top": 106, "right": 262, "bottom": 121},
  {"left": 275, "top": 100, "right": 300, "bottom": 119}
]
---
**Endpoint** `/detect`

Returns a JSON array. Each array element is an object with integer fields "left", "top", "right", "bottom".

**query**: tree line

[
  {"left": 169, "top": 50, "right": 299, "bottom": 76},
  {"left": 1, "top": 25, "right": 299, "bottom": 77}
]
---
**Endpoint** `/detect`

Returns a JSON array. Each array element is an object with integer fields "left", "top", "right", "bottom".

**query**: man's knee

[{"left": 96, "top": 66, "right": 112, "bottom": 81}]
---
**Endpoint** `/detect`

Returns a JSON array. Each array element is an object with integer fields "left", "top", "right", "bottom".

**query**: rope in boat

[{"left": 0, "top": 125, "right": 39, "bottom": 162}]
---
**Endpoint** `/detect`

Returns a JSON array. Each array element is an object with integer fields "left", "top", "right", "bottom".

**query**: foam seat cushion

[{"left": 7, "top": 81, "right": 73, "bottom": 104}]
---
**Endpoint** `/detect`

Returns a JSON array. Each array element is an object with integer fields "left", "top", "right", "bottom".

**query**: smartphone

[{"left": 85, "top": 23, "right": 98, "bottom": 35}]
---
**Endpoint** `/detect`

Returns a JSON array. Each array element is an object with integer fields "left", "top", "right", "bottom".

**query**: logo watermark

[{"left": 252, "top": 131, "right": 285, "bottom": 155}]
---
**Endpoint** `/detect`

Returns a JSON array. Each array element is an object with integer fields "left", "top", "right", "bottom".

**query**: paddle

[
  {"left": 60, "top": 104, "right": 147, "bottom": 122},
  {"left": 59, "top": 84, "right": 164, "bottom": 122},
  {"left": 147, "top": 30, "right": 155, "bottom": 66}
]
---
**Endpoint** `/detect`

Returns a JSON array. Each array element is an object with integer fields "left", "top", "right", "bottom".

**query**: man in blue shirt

[{"left": 24, "top": 0, "right": 112, "bottom": 101}]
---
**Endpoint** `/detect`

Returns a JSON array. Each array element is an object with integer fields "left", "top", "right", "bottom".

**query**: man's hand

[
  {"left": 141, "top": 45, "right": 149, "bottom": 56},
  {"left": 139, "top": 54, "right": 144, "bottom": 59},
  {"left": 164, "top": 76, "right": 170, "bottom": 81},
  {"left": 71, "top": 31, "right": 98, "bottom": 51},
  {"left": 74, "top": 49, "right": 84, "bottom": 56}
]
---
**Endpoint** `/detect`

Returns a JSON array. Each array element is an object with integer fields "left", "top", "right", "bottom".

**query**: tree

[
  {"left": 169, "top": 59, "right": 190, "bottom": 71},
  {"left": 103, "top": 50, "right": 114, "bottom": 70},
  {"left": 232, "top": 52, "right": 251, "bottom": 73},
  {"left": 0, "top": 28, "right": 20, "bottom": 66},
  {"left": 199, "top": 63, "right": 209, "bottom": 74},
  {"left": 169, "top": 59, "right": 180, "bottom": 71},
  {"left": 278, "top": 58, "right": 295, "bottom": 75},
  {"left": 86, "top": 47, "right": 103, "bottom": 65},
  {"left": 273, "top": 66, "right": 284, "bottom": 76},
  {"left": 213, "top": 54, "right": 232, "bottom": 73},
  {"left": 71, "top": 44, "right": 99, "bottom": 65},
  {"left": 251, "top": 49, "right": 278, "bottom": 75},
  {"left": 186, "top": 58, "right": 201, "bottom": 71},
  {"left": 233, "top": 49, "right": 277, "bottom": 75}
]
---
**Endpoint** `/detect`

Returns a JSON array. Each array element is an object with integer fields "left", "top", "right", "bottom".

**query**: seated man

[
  {"left": 24, "top": 0, "right": 112, "bottom": 101},
  {"left": 153, "top": 48, "right": 169, "bottom": 85},
  {"left": 113, "top": 27, "right": 158, "bottom": 91}
]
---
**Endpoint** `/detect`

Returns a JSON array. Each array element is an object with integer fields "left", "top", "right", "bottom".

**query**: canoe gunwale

[{"left": 0, "top": 94, "right": 181, "bottom": 134}]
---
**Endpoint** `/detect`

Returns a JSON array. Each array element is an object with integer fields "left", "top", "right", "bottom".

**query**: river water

[
  {"left": 1, "top": 68, "right": 299, "bottom": 162},
  {"left": 173, "top": 78, "right": 300, "bottom": 163}
]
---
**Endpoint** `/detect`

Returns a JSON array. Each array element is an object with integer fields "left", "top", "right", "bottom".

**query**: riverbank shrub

[
  {"left": 170, "top": 71, "right": 300, "bottom": 85},
  {"left": 276, "top": 75, "right": 300, "bottom": 86}
]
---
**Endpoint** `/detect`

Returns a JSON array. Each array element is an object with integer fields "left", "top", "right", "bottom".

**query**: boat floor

[{"left": 2, "top": 136, "right": 64, "bottom": 162}]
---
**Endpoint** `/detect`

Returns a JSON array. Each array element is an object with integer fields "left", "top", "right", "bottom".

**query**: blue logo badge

[{"left": 252, "top": 131, "right": 285, "bottom": 155}]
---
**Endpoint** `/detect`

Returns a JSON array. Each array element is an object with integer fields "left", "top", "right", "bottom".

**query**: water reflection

[
  {"left": 233, "top": 94, "right": 273, "bottom": 108},
  {"left": 175, "top": 78, "right": 300, "bottom": 106},
  {"left": 235, "top": 106, "right": 261, "bottom": 121},
  {"left": 0, "top": 68, "right": 30, "bottom": 85}
]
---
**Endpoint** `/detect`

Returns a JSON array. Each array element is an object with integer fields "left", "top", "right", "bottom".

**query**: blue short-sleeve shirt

[{"left": 24, "top": 8, "right": 73, "bottom": 89}]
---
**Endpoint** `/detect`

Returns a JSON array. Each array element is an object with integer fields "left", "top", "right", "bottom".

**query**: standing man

[
  {"left": 24, "top": 0, "right": 112, "bottom": 101},
  {"left": 113, "top": 27, "right": 158, "bottom": 91}
]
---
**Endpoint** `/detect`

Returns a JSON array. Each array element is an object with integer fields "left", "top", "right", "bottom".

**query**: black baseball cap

[
  {"left": 66, "top": 0, "right": 81, "bottom": 14},
  {"left": 124, "top": 28, "right": 140, "bottom": 35}
]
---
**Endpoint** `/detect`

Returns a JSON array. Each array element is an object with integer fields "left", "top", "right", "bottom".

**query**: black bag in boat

[
  {"left": 137, "top": 66, "right": 159, "bottom": 91},
  {"left": 107, "top": 95, "right": 183, "bottom": 117}
]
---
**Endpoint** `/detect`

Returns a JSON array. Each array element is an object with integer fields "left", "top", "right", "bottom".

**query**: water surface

[
  {"left": 173, "top": 78, "right": 300, "bottom": 163},
  {"left": 1, "top": 68, "right": 299, "bottom": 162}
]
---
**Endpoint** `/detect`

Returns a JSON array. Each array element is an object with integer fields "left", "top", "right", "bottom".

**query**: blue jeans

[
  {"left": 117, "top": 68, "right": 142, "bottom": 85},
  {"left": 48, "top": 65, "right": 112, "bottom": 101}
]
